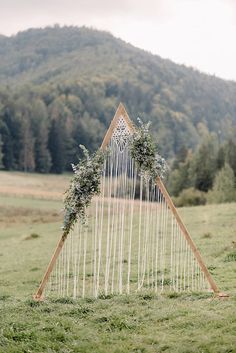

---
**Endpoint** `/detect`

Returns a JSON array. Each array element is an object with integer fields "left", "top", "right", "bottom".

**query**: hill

[{"left": 0, "top": 26, "right": 236, "bottom": 173}]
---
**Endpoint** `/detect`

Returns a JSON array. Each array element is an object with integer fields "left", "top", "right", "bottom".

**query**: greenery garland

[
  {"left": 62, "top": 119, "right": 167, "bottom": 236},
  {"left": 130, "top": 118, "right": 168, "bottom": 180},
  {"left": 62, "top": 145, "right": 105, "bottom": 237}
]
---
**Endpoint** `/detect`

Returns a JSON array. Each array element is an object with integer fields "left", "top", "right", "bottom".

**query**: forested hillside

[{"left": 0, "top": 25, "right": 236, "bottom": 173}]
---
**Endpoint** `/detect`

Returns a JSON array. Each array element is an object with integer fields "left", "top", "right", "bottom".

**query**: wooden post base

[
  {"left": 33, "top": 294, "right": 44, "bottom": 302},
  {"left": 217, "top": 292, "right": 229, "bottom": 299}
]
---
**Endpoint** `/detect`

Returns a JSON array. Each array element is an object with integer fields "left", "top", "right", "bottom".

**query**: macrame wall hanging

[{"left": 34, "top": 103, "right": 223, "bottom": 301}]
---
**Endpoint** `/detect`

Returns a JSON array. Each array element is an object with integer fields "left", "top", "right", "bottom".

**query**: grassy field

[{"left": 0, "top": 171, "right": 236, "bottom": 353}]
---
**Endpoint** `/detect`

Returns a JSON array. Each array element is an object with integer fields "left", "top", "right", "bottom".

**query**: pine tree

[
  {"left": 19, "top": 117, "right": 35, "bottom": 172},
  {"left": 48, "top": 118, "right": 66, "bottom": 174},
  {"left": 167, "top": 159, "right": 191, "bottom": 196},
  {"left": 189, "top": 134, "right": 218, "bottom": 192},
  {"left": 31, "top": 99, "right": 51, "bottom": 173},
  {"left": 0, "top": 134, "right": 4, "bottom": 169},
  {"left": 0, "top": 107, "right": 20, "bottom": 170},
  {"left": 225, "top": 139, "right": 236, "bottom": 176},
  {"left": 207, "top": 163, "right": 236, "bottom": 203}
]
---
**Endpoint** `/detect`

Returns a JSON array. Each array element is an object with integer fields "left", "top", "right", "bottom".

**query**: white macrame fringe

[{"left": 45, "top": 119, "right": 209, "bottom": 299}]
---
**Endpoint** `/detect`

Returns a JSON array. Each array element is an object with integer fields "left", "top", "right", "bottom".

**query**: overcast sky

[{"left": 0, "top": 0, "right": 235, "bottom": 81}]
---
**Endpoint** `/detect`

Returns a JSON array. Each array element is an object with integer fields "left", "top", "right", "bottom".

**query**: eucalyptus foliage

[
  {"left": 63, "top": 145, "right": 105, "bottom": 237},
  {"left": 130, "top": 118, "right": 168, "bottom": 180},
  {"left": 63, "top": 120, "right": 168, "bottom": 236}
]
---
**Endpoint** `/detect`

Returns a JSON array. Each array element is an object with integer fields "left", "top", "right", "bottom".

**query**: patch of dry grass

[
  {"left": 0, "top": 205, "right": 61, "bottom": 227},
  {"left": 0, "top": 171, "right": 70, "bottom": 200}
]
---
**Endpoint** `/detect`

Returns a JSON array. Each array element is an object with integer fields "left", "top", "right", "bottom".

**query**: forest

[
  {"left": 167, "top": 135, "right": 236, "bottom": 204},
  {"left": 0, "top": 25, "right": 236, "bottom": 201}
]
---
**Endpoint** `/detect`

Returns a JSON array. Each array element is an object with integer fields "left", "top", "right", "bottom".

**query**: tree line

[
  {"left": 1, "top": 77, "right": 236, "bottom": 177},
  {"left": 167, "top": 134, "right": 236, "bottom": 205},
  {"left": 0, "top": 81, "right": 235, "bottom": 205},
  {"left": 0, "top": 84, "right": 108, "bottom": 174}
]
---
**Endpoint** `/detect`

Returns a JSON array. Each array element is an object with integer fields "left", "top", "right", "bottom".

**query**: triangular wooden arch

[
  {"left": 101, "top": 103, "right": 135, "bottom": 149},
  {"left": 34, "top": 103, "right": 225, "bottom": 300}
]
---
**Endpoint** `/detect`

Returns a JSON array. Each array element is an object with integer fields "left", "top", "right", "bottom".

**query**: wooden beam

[
  {"left": 156, "top": 177, "right": 220, "bottom": 294},
  {"left": 33, "top": 234, "right": 67, "bottom": 300}
]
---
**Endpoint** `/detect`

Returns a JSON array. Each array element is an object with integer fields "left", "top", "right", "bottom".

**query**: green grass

[{"left": 0, "top": 172, "right": 236, "bottom": 353}]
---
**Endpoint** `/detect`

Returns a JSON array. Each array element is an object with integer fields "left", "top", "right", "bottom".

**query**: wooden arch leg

[
  {"left": 156, "top": 177, "right": 225, "bottom": 296},
  {"left": 33, "top": 234, "right": 67, "bottom": 301}
]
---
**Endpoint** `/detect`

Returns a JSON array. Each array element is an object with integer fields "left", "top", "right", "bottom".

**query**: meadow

[{"left": 0, "top": 171, "right": 236, "bottom": 353}]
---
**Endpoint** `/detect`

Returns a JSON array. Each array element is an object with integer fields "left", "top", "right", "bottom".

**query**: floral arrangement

[
  {"left": 62, "top": 119, "right": 167, "bottom": 236},
  {"left": 130, "top": 118, "right": 168, "bottom": 180},
  {"left": 62, "top": 145, "right": 105, "bottom": 237}
]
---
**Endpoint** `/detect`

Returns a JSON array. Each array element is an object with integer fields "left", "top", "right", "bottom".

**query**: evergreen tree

[
  {"left": 167, "top": 159, "right": 191, "bottom": 197},
  {"left": 48, "top": 98, "right": 75, "bottom": 173},
  {"left": 31, "top": 99, "right": 51, "bottom": 173},
  {"left": 0, "top": 107, "right": 20, "bottom": 170},
  {"left": 217, "top": 145, "right": 225, "bottom": 170},
  {"left": 189, "top": 134, "right": 218, "bottom": 192},
  {"left": 0, "top": 134, "right": 4, "bottom": 169},
  {"left": 207, "top": 164, "right": 236, "bottom": 203},
  {"left": 48, "top": 118, "right": 66, "bottom": 174},
  {"left": 224, "top": 139, "right": 236, "bottom": 176},
  {"left": 171, "top": 145, "right": 188, "bottom": 171},
  {"left": 18, "top": 117, "right": 35, "bottom": 172}
]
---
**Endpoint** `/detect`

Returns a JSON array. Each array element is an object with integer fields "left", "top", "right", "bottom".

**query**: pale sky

[{"left": 0, "top": 0, "right": 236, "bottom": 81}]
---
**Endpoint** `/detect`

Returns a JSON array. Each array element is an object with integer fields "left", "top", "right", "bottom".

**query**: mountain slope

[{"left": 0, "top": 26, "right": 236, "bottom": 166}]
